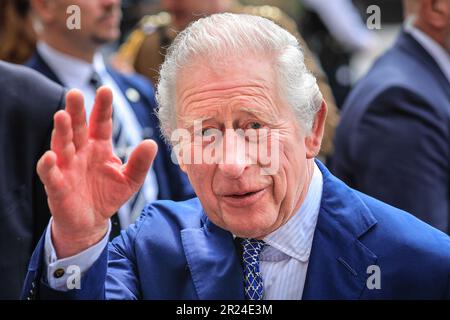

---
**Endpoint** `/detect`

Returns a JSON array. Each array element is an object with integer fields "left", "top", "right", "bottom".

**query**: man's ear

[
  {"left": 422, "top": 0, "right": 449, "bottom": 29},
  {"left": 305, "top": 100, "right": 327, "bottom": 159}
]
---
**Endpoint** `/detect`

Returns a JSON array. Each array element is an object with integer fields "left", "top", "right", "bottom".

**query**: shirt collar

[
  {"left": 93, "top": 51, "right": 108, "bottom": 76},
  {"left": 262, "top": 162, "right": 323, "bottom": 263},
  {"left": 37, "top": 41, "right": 106, "bottom": 88},
  {"left": 404, "top": 21, "right": 450, "bottom": 84}
]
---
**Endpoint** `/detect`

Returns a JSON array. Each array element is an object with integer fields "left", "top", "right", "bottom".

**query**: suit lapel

[
  {"left": 26, "top": 52, "right": 63, "bottom": 86},
  {"left": 181, "top": 214, "right": 245, "bottom": 300},
  {"left": 303, "top": 161, "right": 378, "bottom": 299},
  {"left": 398, "top": 31, "right": 450, "bottom": 99},
  {"left": 106, "top": 66, "right": 156, "bottom": 128}
]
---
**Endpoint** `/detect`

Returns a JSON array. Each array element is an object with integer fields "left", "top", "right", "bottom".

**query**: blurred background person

[
  {"left": 299, "top": 0, "right": 378, "bottom": 108},
  {"left": 349, "top": 0, "right": 404, "bottom": 82},
  {"left": 120, "top": 0, "right": 160, "bottom": 42},
  {"left": 114, "top": 0, "right": 340, "bottom": 161},
  {"left": 332, "top": 0, "right": 450, "bottom": 234},
  {"left": 234, "top": 1, "right": 403, "bottom": 109},
  {"left": 0, "top": 0, "right": 36, "bottom": 63},
  {"left": 28, "top": 0, "right": 193, "bottom": 237},
  {"left": 302, "top": 0, "right": 378, "bottom": 52},
  {"left": 0, "top": 61, "right": 64, "bottom": 299}
]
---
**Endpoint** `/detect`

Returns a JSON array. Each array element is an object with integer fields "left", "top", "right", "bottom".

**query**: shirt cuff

[{"left": 44, "top": 218, "right": 111, "bottom": 291}]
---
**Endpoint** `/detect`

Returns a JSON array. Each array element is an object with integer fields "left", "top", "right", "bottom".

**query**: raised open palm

[{"left": 37, "top": 87, "right": 157, "bottom": 258}]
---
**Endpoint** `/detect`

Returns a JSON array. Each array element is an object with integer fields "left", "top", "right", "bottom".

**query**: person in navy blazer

[
  {"left": 22, "top": 13, "right": 450, "bottom": 300},
  {"left": 331, "top": 0, "right": 450, "bottom": 234},
  {"left": 0, "top": 62, "right": 64, "bottom": 299}
]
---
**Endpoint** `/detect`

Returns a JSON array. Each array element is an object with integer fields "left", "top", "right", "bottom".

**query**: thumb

[{"left": 123, "top": 139, "right": 158, "bottom": 190}]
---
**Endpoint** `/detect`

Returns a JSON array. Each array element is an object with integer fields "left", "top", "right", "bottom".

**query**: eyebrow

[
  {"left": 238, "top": 106, "right": 278, "bottom": 123},
  {"left": 177, "top": 115, "right": 215, "bottom": 131}
]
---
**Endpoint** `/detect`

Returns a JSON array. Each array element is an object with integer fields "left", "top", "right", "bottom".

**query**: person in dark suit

[
  {"left": 28, "top": 0, "right": 194, "bottom": 234},
  {"left": 22, "top": 14, "right": 449, "bottom": 300},
  {"left": 0, "top": 61, "right": 64, "bottom": 299},
  {"left": 332, "top": 0, "right": 450, "bottom": 234}
]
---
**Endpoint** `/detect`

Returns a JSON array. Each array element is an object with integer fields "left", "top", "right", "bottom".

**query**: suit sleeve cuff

[{"left": 44, "top": 218, "right": 111, "bottom": 291}]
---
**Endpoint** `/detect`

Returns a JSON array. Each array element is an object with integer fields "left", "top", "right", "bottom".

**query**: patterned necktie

[
  {"left": 241, "top": 238, "right": 265, "bottom": 300},
  {"left": 89, "top": 72, "right": 147, "bottom": 226}
]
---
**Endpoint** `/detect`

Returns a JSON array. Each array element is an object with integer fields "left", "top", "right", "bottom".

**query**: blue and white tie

[{"left": 242, "top": 238, "right": 265, "bottom": 300}]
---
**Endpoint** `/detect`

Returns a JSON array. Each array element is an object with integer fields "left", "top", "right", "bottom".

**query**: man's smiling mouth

[{"left": 220, "top": 187, "right": 267, "bottom": 207}]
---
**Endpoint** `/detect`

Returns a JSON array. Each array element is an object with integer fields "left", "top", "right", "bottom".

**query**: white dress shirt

[
  {"left": 37, "top": 42, "right": 158, "bottom": 228},
  {"left": 44, "top": 163, "right": 323, "bottom": 297},
  {"left": 261, "top": 162, "right": 323, "bottom": 299},
  {"left": 404, "top": 22, "right": 450, "bottom": 84}
]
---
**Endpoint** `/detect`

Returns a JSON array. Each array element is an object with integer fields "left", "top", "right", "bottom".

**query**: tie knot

[{"left": 242, "top": 238, "right": 265, "bottom": 257}]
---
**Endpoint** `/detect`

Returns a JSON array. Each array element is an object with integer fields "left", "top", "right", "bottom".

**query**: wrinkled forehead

[{"left": 174, "top": 55, "right": 284, "bottom": 120}]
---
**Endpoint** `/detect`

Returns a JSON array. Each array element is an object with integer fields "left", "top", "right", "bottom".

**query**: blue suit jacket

[
  {"left": 0, "top": 62, "right": 65, "bottom": 299},
  {"left": 331, "top": 31, "right": 450, "bottom": 234},
  {"left": 26, "top": 52, "right": 194, "bottom": 202},
  {"left": 21, "top": 161, "right": 450, "bottom": 299}
]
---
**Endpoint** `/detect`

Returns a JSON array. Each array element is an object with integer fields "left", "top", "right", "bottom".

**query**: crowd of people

[{"left": 0, "top": 0, "right": 449, "bottom": 300}]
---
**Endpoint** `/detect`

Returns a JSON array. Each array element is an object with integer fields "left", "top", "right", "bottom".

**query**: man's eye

[
  {"left": 247, "top": 122, "right": 263, "bottom": 130},
  {"left": 202, "top": 128, "right": 217, "bottom": 136}
]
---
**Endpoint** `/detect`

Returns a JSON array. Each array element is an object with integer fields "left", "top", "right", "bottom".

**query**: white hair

[{"left": 156, "top": 13, "right": 323, "bottom": 142}]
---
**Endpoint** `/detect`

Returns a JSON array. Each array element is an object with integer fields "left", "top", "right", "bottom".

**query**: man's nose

[{"left": 218, "top": 130, "right": 250, "bottom": 179}]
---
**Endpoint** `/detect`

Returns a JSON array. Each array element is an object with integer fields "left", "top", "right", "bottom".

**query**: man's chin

[
  {"left": 222, "top": 214, "right": 276, "bottom": 239},
  {"left": 230, "top": 227, "right": 269, "bottom": 240}
]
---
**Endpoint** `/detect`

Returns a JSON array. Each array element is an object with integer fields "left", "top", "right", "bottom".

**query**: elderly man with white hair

[{"left": 22, "top": 13, "right": 449, "bottom": 300}]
